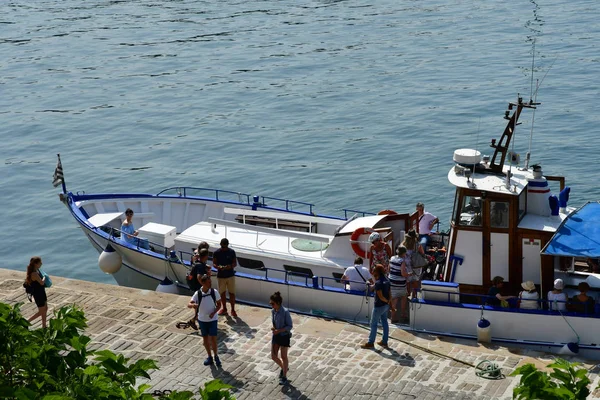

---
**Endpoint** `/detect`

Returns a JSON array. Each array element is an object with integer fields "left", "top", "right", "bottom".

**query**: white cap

[{"left": 554, "top": 278, "right": 564, "bottom": 290}]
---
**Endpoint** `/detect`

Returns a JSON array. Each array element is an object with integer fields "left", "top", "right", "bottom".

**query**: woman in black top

[{"left": 25, "top": 256, "right": 48, "bottom": 328}]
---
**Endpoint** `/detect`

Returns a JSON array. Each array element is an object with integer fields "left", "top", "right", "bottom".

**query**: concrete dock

[{"left": 2, "top": 268, "right": 599, "bottom": 399}]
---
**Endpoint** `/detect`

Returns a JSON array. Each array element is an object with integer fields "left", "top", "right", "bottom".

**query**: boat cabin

[{"left": 442, "top": 97, "right": 572, "bottom": 297}]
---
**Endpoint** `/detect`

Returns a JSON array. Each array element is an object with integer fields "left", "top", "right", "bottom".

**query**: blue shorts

[{"left": 199, "top": 320, "right": 218, "bottom": 337}]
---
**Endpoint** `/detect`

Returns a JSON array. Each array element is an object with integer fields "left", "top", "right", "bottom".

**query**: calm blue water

[{"left": 1, "top": 0, "right": 599, "bottom": 285}]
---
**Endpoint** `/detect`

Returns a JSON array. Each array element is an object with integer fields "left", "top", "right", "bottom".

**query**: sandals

[{"left": 175, "top": 321, "right": 189, "bottom": 329}]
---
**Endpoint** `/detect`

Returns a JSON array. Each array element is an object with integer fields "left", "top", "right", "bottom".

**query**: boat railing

[
  {"left": 418, "top": 288, "right": 599, "bottom": 316},
  {"left": 236, "top": 266, "right": 368, "bottom": 294},
  {"left": 341, "top": 208, "right": 376, "bottom": 219},
  {"left": 106, "top": 227, "right": 193, "bottom": 269},
  {"left": 154, "top": 186, "right": 373, "bottom": 220},
  {"left": 156, "top": 187, "right": 253, "bottom": 205},
  {"left": 258, "top": 195, "right": 314, "bottom": 215}
]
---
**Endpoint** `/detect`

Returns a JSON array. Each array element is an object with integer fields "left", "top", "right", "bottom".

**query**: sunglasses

[{"left": 269, "top": 301, "right": 275, "bottom": 306}]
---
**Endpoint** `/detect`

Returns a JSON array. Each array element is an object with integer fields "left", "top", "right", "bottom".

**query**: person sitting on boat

[
  {"left": 121, "top": 208, "right": 139, "bottom": 244},
  {"left": 485, "top": 276, "right": 515, "bottom": 307},
  {"left": 388, "top": 245, "right": 409, "bottom": 323},
  {"left": 213, "top": 238, "right": 238, "bottom": 317},
  {"left": 547, "top": 278, "right": 568, "bottom": 312},
  {"left": 415, "top": 202, "right": 439, "bottom": 250},
  {"left": 368, "top": 232, "right": 391, "bottom": 274},
  {"left": 518, "top": 281, "right": 540, "bottom": 310},
  {"left": 341, "top": 256, "right": 372, "bottom": 291},
  {"left": 569, "top": 282, "right": 596, "bottom": 314},
  {"left": 402, "top": 229, "right": 425, "bottom": 296},
  {"left": 586, "top": 258, "right": 600, "bottom": 274}
]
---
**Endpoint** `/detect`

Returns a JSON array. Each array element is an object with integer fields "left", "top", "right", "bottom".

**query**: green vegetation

[
  {"left": 511, "top": 358, "right": 594, "bottom": 400},
  {"left": 0, "top": 302, "right": 234, "bottom": 400}
]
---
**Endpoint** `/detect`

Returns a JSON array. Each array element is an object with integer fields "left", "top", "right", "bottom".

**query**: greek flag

[{"left": 52, "top": 157, "right": 64, "bottom": 188}]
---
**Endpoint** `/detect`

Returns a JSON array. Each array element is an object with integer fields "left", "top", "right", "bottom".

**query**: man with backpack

[{"left": 188, "top": 274, "right": 222, "bottom": 367}]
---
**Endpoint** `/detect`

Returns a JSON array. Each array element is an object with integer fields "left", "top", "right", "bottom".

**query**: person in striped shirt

[{"left": 388, "top": 245, "right": 409, "bottom": 323}]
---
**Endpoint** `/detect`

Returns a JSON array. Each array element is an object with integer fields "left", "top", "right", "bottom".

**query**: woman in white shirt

[
  {"left": 547, "top": 278, "right": 568, "bottom": 311},
  {"left": 519, "top": 281, "right": 540, "bottom": 310}
]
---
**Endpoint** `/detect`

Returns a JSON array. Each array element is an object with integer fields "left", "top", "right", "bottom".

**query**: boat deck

[{"left": 175, "top": 222, "right": 333, "bottom": 261}]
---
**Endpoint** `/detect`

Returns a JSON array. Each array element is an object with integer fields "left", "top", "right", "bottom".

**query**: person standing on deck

[
  {"left": 368, "top": 232, "right": 391, "bottom": 274},
  {"left": 213, "top": 238, "right": 237, "bottom": 317},
  {"left": 415, "top": 202, "right": 439, "bottom": 250}
]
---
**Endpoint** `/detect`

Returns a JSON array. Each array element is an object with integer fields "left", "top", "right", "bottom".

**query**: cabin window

[
  {"left": 518, "top": 190, "right": 526, "bottom": 220},
  {"left": 237, "top": 257, "right": 265, "bottom": 270},
  {"left": 283, "top": 265, "right": 313, "bottom": 278},
  {"left": 332, "top": 272, "right": 344, "bottom": 283},
  {"left": 490, "top": 201, "right": 509, "bottom": 228},
  {"left": 458, "top": 195, "right": 482, "bottom": 227}
]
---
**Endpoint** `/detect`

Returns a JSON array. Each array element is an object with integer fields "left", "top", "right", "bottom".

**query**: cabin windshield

[
  {"left": 458, "top": 195, "right": 482, "bottom": 227},
  {"left": 490, "top": 201, "right": 509, "bottom": 228}
]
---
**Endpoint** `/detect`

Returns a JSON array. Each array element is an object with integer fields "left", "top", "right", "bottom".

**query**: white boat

[
  {"left": 60, "top": 181, "right": 431, "bottom": 323},
  {"left": 59, "top": 93, "right": 600, "bottom": 359}
]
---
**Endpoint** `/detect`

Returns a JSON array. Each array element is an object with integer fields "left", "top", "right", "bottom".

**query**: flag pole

[{"left": 57, "top": 154, "right": 66, "bottom": 194}]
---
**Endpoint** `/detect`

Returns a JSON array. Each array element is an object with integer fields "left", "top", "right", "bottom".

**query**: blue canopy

[{"left": 542, "top": 202, "right": 600, "bottom": 258}]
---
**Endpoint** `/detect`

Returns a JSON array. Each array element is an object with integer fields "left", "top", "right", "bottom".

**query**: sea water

[{"left": 1, "top": 0, "right": 599, "bottom": 284}]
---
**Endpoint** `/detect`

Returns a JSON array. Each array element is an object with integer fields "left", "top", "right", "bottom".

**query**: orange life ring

[
  {"left": 377, "top": 209, "right": 397, "bottom": 215},
  {"left": 350, "top": 227, "right": 374, "bottom": 258}
]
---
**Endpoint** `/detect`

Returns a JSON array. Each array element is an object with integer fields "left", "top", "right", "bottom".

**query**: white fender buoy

[
  {"left": 558, "top": 342, "right": 579, "bottom": 356},
  {"left": 156, "top": 277, "right": 179, "bottom": 294},
  {"left": 98, "top": 244, "right": 122, "bottom": 274},
  {"left": 477, "top": 318, "right": 491, "bottom": 343}
]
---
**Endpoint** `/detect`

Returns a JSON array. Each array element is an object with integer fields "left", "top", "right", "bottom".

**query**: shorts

[
  {"left": 408, "top": 268, "right": 422, "bottom": 282},
  {"left": 33, "top": 291, "right": 47, "bottom": 308},
  {"left": 272, "top": 333, "right": 291, "bottom": 347},
  {"left": 199, "top": 320, "right": 218, "bottom": 337},
  {"left": 391, "top": 285, "right": 407, "bottom": 298},
  {"left": 218, "top": 277, "right": 236, "bottom": 294}
]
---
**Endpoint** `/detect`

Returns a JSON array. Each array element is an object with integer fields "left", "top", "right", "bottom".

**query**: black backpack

[
  {"left": 23, "top": 281, "right": 33, "bottom": 302},
  {"left": 197, "top": 288, "right": 217, "bottom": 307},
  {"left": 186, "top": 262, "right": 207, "bottom": 291}
]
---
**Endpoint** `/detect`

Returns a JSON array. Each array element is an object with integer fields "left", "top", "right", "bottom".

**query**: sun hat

[
  {"left": 521, "top": 281, "right": 536, "bottom": 291},
  {"left": 553, "top": 278, "right": 564, "bottom": 290}
]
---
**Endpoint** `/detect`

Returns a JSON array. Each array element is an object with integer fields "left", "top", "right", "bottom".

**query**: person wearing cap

[
  {"left": 547, "top": 279, "right": 568, "bottom": 311},
  {"left": 570, "top": 282, "right": 595, "bottom": 314},
  {"left": 368, "top": 231, "right": 391, "bottom": 274},
  {"left": 518, "top": 281, "right": 540, "bottom": 310},
  {"left": 213, "top": 238, "right": 238, "bottom": 317},
  {"left": 415, "top": 202, "right": 438, "bottom": 250}
]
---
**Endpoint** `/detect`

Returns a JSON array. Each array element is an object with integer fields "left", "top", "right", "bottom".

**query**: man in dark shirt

[
  {"left": 213, "top": 238, "right": 237, "bottom": 317},
  {"left": 361, "top": 264, "right": 395, "bottom": 349}
]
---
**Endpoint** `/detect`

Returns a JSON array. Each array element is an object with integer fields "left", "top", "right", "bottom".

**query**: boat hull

[
  {"left": 410, "top": 299, "right": 600, "bottom": 359},
  {"left": 82, "top": 226, "right": 374, "bottom": 323}
]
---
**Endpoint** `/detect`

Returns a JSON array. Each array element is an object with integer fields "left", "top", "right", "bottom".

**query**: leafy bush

[
  {"left": 0, "top": 302, "right": 234, "bottom": 400},
  {"left": 511, "top": 358, "right": 593, "bottom": 400}
]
